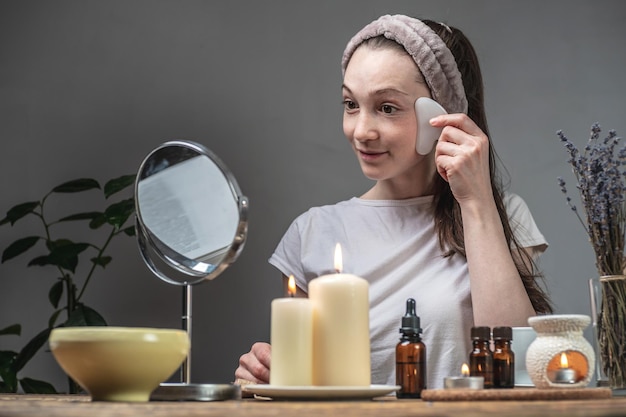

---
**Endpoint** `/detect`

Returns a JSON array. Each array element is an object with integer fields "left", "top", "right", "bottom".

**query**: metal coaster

[{"left": 150, "top": 383, "right": 241, "bottom": 401}]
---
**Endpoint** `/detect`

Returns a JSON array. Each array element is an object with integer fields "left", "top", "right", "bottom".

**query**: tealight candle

[
  {"left": 548, "top": 352, "right": 578, "bottom": 384},
  {"left": 308, "top": 243, "right": 370, "bottom": 386},
  {"left": 444, "top": 363, "right": 484, "bottom": 390},
  {"left": 269, "top": 275, "right": 313, "bottom": 386}
]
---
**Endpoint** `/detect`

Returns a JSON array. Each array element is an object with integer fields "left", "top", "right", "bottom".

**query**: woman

[{"left": 235, "top": 14, "right": 552, "bottom": 388}]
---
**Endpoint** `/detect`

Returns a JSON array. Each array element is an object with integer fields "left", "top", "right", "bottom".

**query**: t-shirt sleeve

[
  {"left": 504, "top": 192, "right": 548, "bottom": 255},
  {"left": 268, "top": 214, "right": 308, "bottom": 292}
]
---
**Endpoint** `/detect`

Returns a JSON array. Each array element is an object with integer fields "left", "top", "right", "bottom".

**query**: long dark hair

[{"left": 423, "top": 20, "right": 552, "bottom": 314}]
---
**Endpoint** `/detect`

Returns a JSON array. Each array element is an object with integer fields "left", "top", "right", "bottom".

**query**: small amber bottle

[
  {"left": 396, "top": 298, "right": 426, "bottom": 398},
  {"left": 493, "top": 326, "right": 515, "bottom": 388},
  {"left": 469, "top": 326, "right": 493, "bottom": 388}
]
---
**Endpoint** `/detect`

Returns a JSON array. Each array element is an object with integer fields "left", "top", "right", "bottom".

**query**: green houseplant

[{"left": 0, "top": 175, "right": 136, "bottom": 393}]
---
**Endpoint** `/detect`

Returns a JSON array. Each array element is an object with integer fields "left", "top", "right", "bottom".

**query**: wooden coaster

[{"left": 421, "top": 387, "right": 612, "bottom": 401}]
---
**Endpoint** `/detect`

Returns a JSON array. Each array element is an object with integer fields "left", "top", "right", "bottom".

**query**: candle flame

[
  {"left": 461, "top": 363, "right": 470, "bottom": 377},
  {"left": 334, "top": 243, "right": 343, "bottom": 273},
  {"left": 560, "top": 352, "right": 569, "bottom": 369},
  {"left": 287, "top": 275, "right": 296, "bottom": 297}
]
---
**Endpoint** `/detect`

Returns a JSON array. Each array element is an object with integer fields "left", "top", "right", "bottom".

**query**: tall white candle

[
  {"left": 270, "top": 275, "right": 313, "bottom": 386},
  {"left": 308, "top": 243, "right": 370, "bottom": 386}
]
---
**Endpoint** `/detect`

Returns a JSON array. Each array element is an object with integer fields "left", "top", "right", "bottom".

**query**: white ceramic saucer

[{"left": 242, "top": 384, "right": 399, "bottom": 400}]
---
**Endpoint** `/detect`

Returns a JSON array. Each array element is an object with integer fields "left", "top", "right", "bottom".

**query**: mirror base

[{"left": 150, "top": 382, "right": 241, "bottom": 401}]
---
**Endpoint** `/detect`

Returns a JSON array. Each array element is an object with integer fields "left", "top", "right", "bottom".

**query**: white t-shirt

[{"left": 269, "top": 193, "right": 547, "bottom": 388}]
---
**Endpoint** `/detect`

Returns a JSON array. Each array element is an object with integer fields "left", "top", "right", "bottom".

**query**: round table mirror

[{"left": 135, "top": 140, "right": 248, "bottom": 401}]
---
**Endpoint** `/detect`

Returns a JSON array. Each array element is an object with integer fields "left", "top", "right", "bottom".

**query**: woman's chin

[{"left": 359, "top": 168, "right": 386, "bottom": 181}]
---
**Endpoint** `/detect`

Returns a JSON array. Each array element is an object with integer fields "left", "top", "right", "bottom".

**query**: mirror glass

[{"left": 135, "top": 140, "right": 248, "bottom": 286}]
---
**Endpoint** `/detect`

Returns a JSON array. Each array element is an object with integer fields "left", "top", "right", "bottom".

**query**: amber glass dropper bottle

[
  {"left": 469, "top": 326, "right": 493, "bottom": 388},
  {"left": 396, "top": 298, "right": 426, "bottom": 398}
]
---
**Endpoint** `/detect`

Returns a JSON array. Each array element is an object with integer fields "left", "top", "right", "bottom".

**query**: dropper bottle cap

[{"left": 399, "top": 298, "right": 422, "bottom": 335}]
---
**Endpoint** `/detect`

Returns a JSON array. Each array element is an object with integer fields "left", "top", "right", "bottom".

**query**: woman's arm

[
  {"left": 433, "top": 113, "right": 537, "bottom": 327},
  {"left": 461, "top": 198, "right": 537, "bottom": 327}
]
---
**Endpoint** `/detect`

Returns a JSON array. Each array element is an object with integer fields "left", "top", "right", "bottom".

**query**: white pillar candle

[
  {"left": 270, "top": 275, "right": 313, "bottom": 386},
  {"left": 308, "top": 243, "right": 370, "bottom": 386}
]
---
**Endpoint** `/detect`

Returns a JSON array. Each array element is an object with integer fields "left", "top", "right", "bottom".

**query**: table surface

[{"left": 1, "top": 394, "right": 625, "bottom": 417}]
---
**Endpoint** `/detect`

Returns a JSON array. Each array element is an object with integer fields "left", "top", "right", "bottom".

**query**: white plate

[{"left": 242, "top": 384, "right": 400, "bottom": 400}]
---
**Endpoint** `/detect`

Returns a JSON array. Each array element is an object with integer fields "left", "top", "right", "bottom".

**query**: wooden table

[{"left": 1, "top": 394, "right": 625, "bottom": 417}]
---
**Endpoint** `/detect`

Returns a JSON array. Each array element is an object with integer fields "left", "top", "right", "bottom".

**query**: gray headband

[{"left": 341, "top": 14, "right": 468, "bottom": 114}]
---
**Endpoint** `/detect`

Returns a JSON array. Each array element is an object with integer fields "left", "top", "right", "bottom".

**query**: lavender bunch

[{"left": 557, "top": 123, "right": 626, "bottom": 276}]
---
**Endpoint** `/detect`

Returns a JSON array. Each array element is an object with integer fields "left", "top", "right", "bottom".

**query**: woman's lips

[{"left": 358, "top": 149, "right": 387, "bottom": 162}]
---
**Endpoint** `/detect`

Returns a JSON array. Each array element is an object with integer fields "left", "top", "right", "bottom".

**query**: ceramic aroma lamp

[{"left": 525, "top": 315, "right": 595, "bottom": 388}]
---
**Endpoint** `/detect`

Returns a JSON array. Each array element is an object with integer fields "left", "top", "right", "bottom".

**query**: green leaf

[
  {"left": 2, "top": 236, "right": 41, "bottom": 263},
  {"left": 104, "top": 174, "right": 136, "bottom": 199},
  {"left": 0, "top": 350, "right": 17, "bottom": 364},
  {"left": 65, "top": 304, "right": 107, "bottom": 327},
  {"left": 27, "top": 255, "right": 52, "bottom": 268},
  {"left": 122, "top": 225, "right": 136, "bottom": 237},
  {"left": 89, "top": 214, "right": 107, "bottom": 230},
  {"left": 48, "top": 309, "right": 63, "bottom": 328},
  {"left": 19, "top": 377, "right": 57, "bottom": 394},
  {"left": 91, "top": 256, "right": 112, "bottom": 268},
  {"left": 104, "top": 198, "right": 135, "bottom": 228},
  {"left": 29, "top": 240, "right": 90, "bottom": 272},
  {"left": 11, "top": 328, "right": 51, "bottom": 373},
  {"left": 0, "top": 381, "right": 17, "bottom": 393},
  {"left": 52, "top": 178, "right": 100, "bottom": 193},
  {"left": 30, "top": 254, "right": 81, "bottom": 272},
  {"left": 49, "top": 242, "right": 89, "bottom": 272},
  {"left": 0, "top": 351, "right": 17, "bottom": 392},
  {"left": 48, "top": 240, "right": 90, "bottom": 256},
  {"left": 0, "top": 201, "right": 40, "bottom": 226},
  {"left": 48, "top": 281, "right": 63, "bottom": 308},
  {"left": 57, "top": 212, "right": 102, "bottom": 222},
  {"left": 0, "top": 324, "right": 21, "bottom": 336}
]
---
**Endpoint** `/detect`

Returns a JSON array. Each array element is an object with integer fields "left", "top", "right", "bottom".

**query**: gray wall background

[{"left": 1, "top": 0, "right": 625, "bottom": 391}]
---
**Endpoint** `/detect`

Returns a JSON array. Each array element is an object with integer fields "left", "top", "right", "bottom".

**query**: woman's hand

[
  {"left": 234, "top": 342, "right": 271, "bottom": 384},
  {"left": 431, "top": 113, "right": 492, "bottom": 204}
]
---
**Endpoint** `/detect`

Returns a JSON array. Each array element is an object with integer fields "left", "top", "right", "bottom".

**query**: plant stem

[
  {"left": 598, "top": 277, "right": 626, "bottom": 387},
  {"left": 75, "top": 227, "right": 116, "bottom": 302},
  {"left": 38, "top": 195, "right": 76, "bottom": 321}
]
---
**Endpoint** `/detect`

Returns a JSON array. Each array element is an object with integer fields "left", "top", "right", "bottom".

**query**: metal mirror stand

[{"left": 135, "top": 140, "right": 248, "bottom": 401}]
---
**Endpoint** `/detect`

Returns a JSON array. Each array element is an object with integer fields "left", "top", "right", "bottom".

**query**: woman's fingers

[
  {"left": 431, "top": 114, "right": 492, "bottom": 201},
  {"left": 234, "top": 342, "right": 272, "bottom": 384}
]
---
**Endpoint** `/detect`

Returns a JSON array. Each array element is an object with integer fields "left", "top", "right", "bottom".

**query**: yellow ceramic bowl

[{"left": 49, "top": 326, "right": 190, "bottom": 402}]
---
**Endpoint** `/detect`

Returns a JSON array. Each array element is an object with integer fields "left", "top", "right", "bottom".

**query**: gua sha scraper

[{"left": 415, "top": 97, "right": 447, "bottom": 155}]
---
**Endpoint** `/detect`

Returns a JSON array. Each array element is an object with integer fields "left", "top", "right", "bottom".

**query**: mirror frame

[{"left": 134, "top": 140, "right": 248, "bottom": 286}]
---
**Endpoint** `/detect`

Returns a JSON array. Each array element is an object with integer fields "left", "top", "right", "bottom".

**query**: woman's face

[{"left": 342, "top": 45, "right": 434, "bottom": 187}]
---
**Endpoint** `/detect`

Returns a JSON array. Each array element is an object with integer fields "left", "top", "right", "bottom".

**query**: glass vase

[{"left": 589, "top": 275, "right": 626, "bottom": 390}]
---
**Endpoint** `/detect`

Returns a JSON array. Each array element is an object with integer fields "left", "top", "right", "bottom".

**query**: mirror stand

[
  {"left": 181, "top": 284, "right": 192, "bottom": 383},
  {"left": 135, "top": 140, "right": 248, "bottom": 402},
  {"left": 150, "top": 286, "right": 239, "bottom": 402}
]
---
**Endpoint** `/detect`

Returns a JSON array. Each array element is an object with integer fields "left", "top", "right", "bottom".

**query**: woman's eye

[
  {"left": 381, "top": 105, "right": 395, "bottom": 114},
  {"left": 343, "top": 100, "right": 357, "bottom": 110}
]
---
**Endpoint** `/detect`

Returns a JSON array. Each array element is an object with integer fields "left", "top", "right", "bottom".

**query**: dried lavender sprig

[{"left": 557, "top": 124, "right": 626, "bottom": 276}]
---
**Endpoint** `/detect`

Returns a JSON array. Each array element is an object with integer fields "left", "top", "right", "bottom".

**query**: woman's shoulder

[
  {"left": 294, "top": 198, "right": 359, "bottom": 222},
  {"left": 502, "top": 191, "right": 532, "bottom": 218},
  {"left": 502, "top": 191, "right": 547, "bottom": 249}
]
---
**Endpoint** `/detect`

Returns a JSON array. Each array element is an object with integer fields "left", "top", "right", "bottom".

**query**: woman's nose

[{"left": 353, "top": 111, "right": 378, "bottom": 142}]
